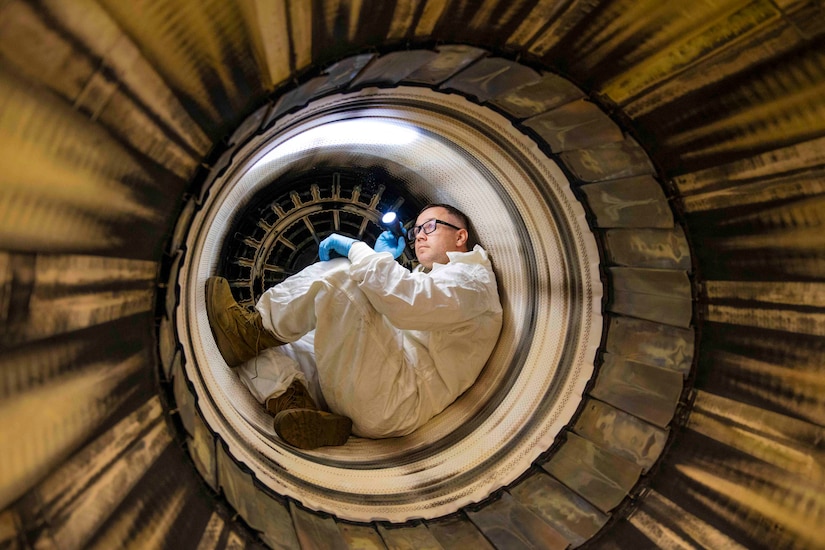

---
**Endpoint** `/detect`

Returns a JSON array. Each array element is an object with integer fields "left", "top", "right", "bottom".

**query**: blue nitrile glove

[
  {"left": 319, "top": 234, "right": 357, "bottom": 261},
  {"left": 374, "top": 230, "right": 407, "bottom": 259}
]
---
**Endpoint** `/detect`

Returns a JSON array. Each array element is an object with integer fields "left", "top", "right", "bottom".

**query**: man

[{"left": 206, "top": 204, "right": 502, "bottom": 449}]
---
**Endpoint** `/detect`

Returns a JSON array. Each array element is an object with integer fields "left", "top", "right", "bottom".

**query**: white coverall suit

[{"left": 236, "top": 242, "right": 503, "bottom": 438}]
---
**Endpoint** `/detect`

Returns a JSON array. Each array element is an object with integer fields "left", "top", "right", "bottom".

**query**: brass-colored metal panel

[
  {"left": 0, "top": 348, "right": 150, "bottom": 510},
  {"left": 608, "top": 267, "right": 693, "bottom": 327},
  {"left": 405, "top": 45, "right": 487, "bottom": 85},
  {"left": 573, "top": 399, "right": 668, "bottom": 472},
  {"left": 290, "top": 501, "right": 348, "bottom": 550},
  {"left": 672, "top": 435, "right": 824, "bottom": 549},
  {"left": 629, "top": 489, "right": 749, "bottom": 550},
  {"left": 673, "top": 135, "right": 825, "bottom": 197},
  {"left": 611, "top": 291, "right": 693, "bottom": 328},
  {"left": 0, "top": 509, "right": 20, "bottom": 549},
  {"left": 560, "top": 138, "right": 655, "bottom": 183},
  {"left": 505, "top": 0, "right": 570, "bottom": 50},
  {"left": 699, "top": 335, "right": 825, "bottom": 427},
  {"left": 467, "top": 493, "right": 569, "bottom": 550},
  {"left": 526, "top": 0, "right": 602, "bottom": 57},
  {"left": 427, "top": 516, "right": 494, "bottom": 550},
  {"left": 441, "top": 58, "right": 541, "bottom": 103},
  {"left": 377, "top": 523, "right": 444, "bottom": 550},
  {"left": 689, "top": 391, "right": 825, "bottom": 484},
  {"left": 95, "top": 0, "right": 266, "bottom": 133},
  {"left": 217, "top": 445, "right": 300, "bottom": 550},
  {"left": 604, "top": 227, "right": 691, "bottom": 270},
  {"left": 542, "top": 432, "right": 642, "bottom": 514},
  {"left": 351, "top": 50, "right": 438, "bottom": 88},
  {"left": 266, "top": 55, "right": 376, "bottom": 124},
  {"left": 22, "top": 400, "right": 171, "bottom": 549},
  {"left": 188, "top": 409, "right": 218, "bottom": 492},
  {"left": 523, "top": 99, "right": 624, "bottom": 153},
  {"left": 489, "top": 73, "right": 585, "bottom": 120},
  {"left": 337, "top": 522, "right": 388, "bottom": 549},
  {"left": 172, "top": 356, "right": 196, "bottom": 437},
  {"left": 606, "top": 313, "right": 694, "bottom": 376},
  {"left": 590, "top": 353, "right": 683, "bottom": 428},
  {"left": 600, "top": 0, "right": 782, "bottom": 104},
  {"left": 510, "top": 471, "right": 608, "bottom": 546},
  {"left": 237, "top": 0, "right": 293, "bottom": 90},
  {"left": 580, "top": 176, "right": 673, "bottom": 228}
]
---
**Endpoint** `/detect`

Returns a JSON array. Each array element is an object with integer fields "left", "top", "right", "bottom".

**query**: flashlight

[{"left": 381, "top": 211, "right": 405, "bottom": 238}]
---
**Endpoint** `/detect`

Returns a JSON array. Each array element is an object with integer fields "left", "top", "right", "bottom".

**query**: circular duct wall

[{"left": 1, "top": 2, "right": 823, "bottom": 549}]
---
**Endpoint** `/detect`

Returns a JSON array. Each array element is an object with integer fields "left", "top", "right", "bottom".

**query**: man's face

[{"left": 413, "top": 206, "right": 468, "bottom": 269}]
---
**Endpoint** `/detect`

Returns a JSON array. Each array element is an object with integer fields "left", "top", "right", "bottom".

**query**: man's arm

[{"left": 347, "top": 242, "right": 497, "bottom": 331}]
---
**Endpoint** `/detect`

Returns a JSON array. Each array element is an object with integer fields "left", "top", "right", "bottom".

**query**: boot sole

[
  {"left": 274, "top": 409, "right": 352, "bottom": 449},
  {"left": 205, "top": 276, "right": 246, "bottom": 367}
]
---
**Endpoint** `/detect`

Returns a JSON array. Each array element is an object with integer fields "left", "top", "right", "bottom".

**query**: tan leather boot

[
  {"left": 274, "top": 408, "right": 352, "bottom": 450},
  {"left": 266, "top": 380, "right": 317, "bottom": 415},
  {"left": 205, "top": 276, "right": 284, "bottom": 367},
  {"left": 268, "top": 380, "right": 351, "bottom": 449}
]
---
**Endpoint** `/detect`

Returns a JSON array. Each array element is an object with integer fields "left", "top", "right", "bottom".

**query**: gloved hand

[
  {"left": 374, "top": 230, "right": 407, "bottom": 259},
  {"left": 319, "top": 234, "right": 357, "bottom": 261}
]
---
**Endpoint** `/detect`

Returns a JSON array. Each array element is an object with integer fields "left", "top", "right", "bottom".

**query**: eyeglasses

[{"left": 407, "top": 218, "right": 463, "bottom": 243}]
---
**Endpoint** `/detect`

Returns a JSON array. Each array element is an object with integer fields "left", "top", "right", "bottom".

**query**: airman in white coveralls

[{"left": 206, "top": 204, "right": 502, "bottom": 449}]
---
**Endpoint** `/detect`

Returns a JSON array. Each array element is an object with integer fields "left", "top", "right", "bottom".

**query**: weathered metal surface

[
  {"left": 598, "top": 0, "right": 784, "bottom": 105},
  {"left": 628, "top": 489, "right": 749, "bottom": 550},
  {"left": 0, "top": 254, "right": 155, "bottom": 347},
  {"left": 605, "top": 315, "right": 694, "bottom": 376},
  {"left": 172, "top": 357, "right": 197, "bottom": 437},
  {"left": 216, "top": 445, "right": 299, "bottom": 550},
  {"left": 94, "top": 0, "right": 266, "bottom": 135},
  {"left": 579, "top": 176, "right": 673, "bottom": 228},
  {"left": 0, "top": 344, "right": 151, "bottom": 511},
  {"left": 441, "top": 58, "right": 541, "bottom": 103},
  {"left": 523, "top": 99, "right": 624, "bottom": 153},
  {"left": 542, "top": 432, "right": 642, "bottom": 514},
  {"left": 696, "top": 325, "right": 825, "bottom": 428},
  {"left": 336, "top": 522, "right": 387, "bottom": 549},
  {"left": 0, "top": 0, "right": 210, "bottom": 177},
  {"left": 510, "top": 471, "right": 609, "bottom": 547},
  {"left": 0, "top": 67, "right": 186, "bottom": 259},
  {"left": 467, "top": 492, "right": 569, "bottom": 550},
  {"left": 604, "top": 227, "right": 691, "bottom": 270},
  {"left": 236, "top": 0, "right": 294, "bottom": 90},
  {"left": 405, "top": 45, "right": 487, "bottom": 85},
  {"left": 1, "top": 0, "right": 824, "bottom": 547},
  {"left": 663, "top": 432, "right": 825, "bottom": 550},
  {"left": 689, "top": 391, "right": 825, "bottom": 483},
  {"left": 21, "top": 407, "right": 172, "bottom": 549},
  {"left": 351, "top": 50, "right": 438, "bottom": 88},
  {"left": 290, "top": 502, "right": 348, "bottom": 550},
  {"left": 188, "top": 408, "right": 218, "bottom": 492},
  {"left": 560, "top": 138, "right": 655, "bottom": 183},
  {"left": 590, "top": 353, "right": 683, "bottom": 428},
  {"left": 608, "top": 267, "right": 693, "bottom": 328},
  {"left": 266, "top": 54, "right": 376, "bottom": 124},
  {"left": 0, "top": 508, "right": 20, "bottom": 549},
  {"left": 489, "top": 72, "right": 584, "bottom": 121},
  {"left": 573, "top": 399, "right": 668, "bottom": 472},
  {"left": 377, "top": 523, "right": 444, "bottom": 550},
  {"left": 427, "top": 515, "right": 494, "bottom": 550}
]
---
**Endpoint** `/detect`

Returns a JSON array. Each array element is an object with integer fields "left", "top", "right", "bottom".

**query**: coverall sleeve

[{"left": 347, "top": 242, "right": 495, "bottom": 331}]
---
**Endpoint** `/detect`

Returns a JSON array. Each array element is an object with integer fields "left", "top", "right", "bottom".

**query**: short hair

[
  {"left": 418, "top": 203, "right": 474, "bottom": 249},
  {"left": 419, "top": 203, "right": 469, "bottom": 228}
]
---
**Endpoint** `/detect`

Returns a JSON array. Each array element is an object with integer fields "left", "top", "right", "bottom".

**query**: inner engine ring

[{"left": 175, "top": 84, "right": 603, "bottom": 522}]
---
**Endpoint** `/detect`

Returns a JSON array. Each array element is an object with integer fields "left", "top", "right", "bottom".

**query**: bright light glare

[
  {"left": 382, "top": 212, "right": 397, "bottom": 224},
  {"left": 262, "top": 119, "right": 419, "bottom": 163}
]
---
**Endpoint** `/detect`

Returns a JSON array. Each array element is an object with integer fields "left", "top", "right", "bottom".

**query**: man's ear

[{"left": 456, "top": 228, "right": 469, "bottom": 250}]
